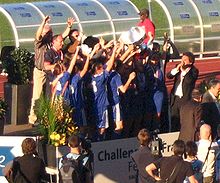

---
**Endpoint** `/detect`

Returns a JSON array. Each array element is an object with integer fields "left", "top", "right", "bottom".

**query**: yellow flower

[
  {"left": 54, "top": 142, "right": 59, "bottom": 147},
  {"left": 50, "top": 132, "right": 57, "bottom": 140},
  {"left": 54, "top": 133, "right": 61, "bottom": 141}
]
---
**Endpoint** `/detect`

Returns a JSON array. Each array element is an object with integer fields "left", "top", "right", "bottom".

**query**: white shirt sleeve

[{"left": 170, "top": 68, "right": 179, "bottom": 75}]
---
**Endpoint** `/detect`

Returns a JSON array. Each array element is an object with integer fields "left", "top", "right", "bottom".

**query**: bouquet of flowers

[{"left": 35, "top": 95, "right": 78, "bottom": 146}]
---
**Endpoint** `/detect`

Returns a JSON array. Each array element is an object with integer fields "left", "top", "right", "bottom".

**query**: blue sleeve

[
  {"left": 115, "top": 73, "right": 123, "bottom": 88},
  {"left": 60, "top": 72, "right": 70, "bottom": 84},
  {"left": 157, "top": 69, "right": 164, "bottom": 81},
  {"left": 104, "top": 70, "right": 109, "bottom": 79}
]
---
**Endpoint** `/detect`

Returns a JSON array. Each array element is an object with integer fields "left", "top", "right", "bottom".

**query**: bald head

[{"left": 200, "top": 124, "right": 211, "bottom": 140}]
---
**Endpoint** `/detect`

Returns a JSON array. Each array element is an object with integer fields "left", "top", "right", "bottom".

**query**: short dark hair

[
  {"left": 182, "top": 52, "right": 195, "bottom": 64},
  {"left": 185, "top": 141, "right": 198, "bottom": 157},
  {"left": 83, "top": 36, "right": 99, "bottom": 49},
  {"left": 209, "top": 79, "right": 220, "bottom": 88},
  {"left": 52, "top": 34, "right": 62, "bottom": 42},
  {"left": 191, "top": 88, "right": 202, "bottom": 100},
  {"left": 21, "top": 138, "right": 37, "bottom": 155},
  {"left": 137, "top": 128, "right": 151, "bottom": 146},
  {"left": 138, "top": 8, "right": 149, "bottom": 17},
  {"left": 69, "top": 29, "right": 79, "bottom": 37},
  {"left": 53, "top": 63, "right": 64, "bottom": 76},
  {"left": 173, "top": 140, "right": 185, "bottom": 156},
  {"left": 68, "top": 135, "right": 80, "bottom": 148}
]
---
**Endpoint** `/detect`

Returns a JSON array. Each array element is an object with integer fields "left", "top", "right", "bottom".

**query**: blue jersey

[
  {"left": 107, "top": 71, "right": 123, "bottom": 106},
  {"left": 69, "top": 73, "right": 83, "bottom": 109},
  {"left": 92, "top": 70, "right": 109, "bottom": 108},
  {"left": 55, "top": 72, "right": 70, "bottom": 101}
]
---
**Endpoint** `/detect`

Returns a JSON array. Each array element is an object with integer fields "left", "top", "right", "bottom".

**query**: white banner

[
  {"left": 92, "top": 132, "right": 179, "bottom": 183},
  {"left": 0, "top": 132, "right": 179, "bottom": 183}
]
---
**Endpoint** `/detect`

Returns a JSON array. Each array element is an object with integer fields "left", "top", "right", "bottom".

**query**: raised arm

[
  {"left": 119, "top": 44, "right": 134, "bottom": 61},
  {"left": 119, "top": 72, "right": 136, "bottom": 93},
  {"left": 62, "top": 17, "right": 75, "bottom": 39},
  {"left": 106, "top": 44, "right": 118, "bottom": 72},
  {"left": 36, "top": 15, "right": 50, "bottom": 41},
  {"left": 80, "top": 43, "right": 98, "bottom": 77},
  {"left": 67, "top": 46, "right": 80, "bottom": 73}
]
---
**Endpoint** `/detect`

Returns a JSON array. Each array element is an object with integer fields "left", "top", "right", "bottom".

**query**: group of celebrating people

[
  {"left": 27, "top": 7, "right": 220, "bottom": 144},
  {"left": 3, "top": 5, "right": 220, "bottom": 183},
  {"left": 27, "top": 8, "right": 180, "bottom": 141}
]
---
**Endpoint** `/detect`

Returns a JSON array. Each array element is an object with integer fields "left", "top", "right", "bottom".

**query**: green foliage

[
  {"left": 35, "top": 95, "right": 78, "bottom": 146},
  {"left": 131, "top": 0, "right": 147, "bottom": 9},
  {"left": 2, "top": 47, "right": 34, "bottom": 85},
  {"left": 0, "top": 98, "right": 8, "bottom": 119}
]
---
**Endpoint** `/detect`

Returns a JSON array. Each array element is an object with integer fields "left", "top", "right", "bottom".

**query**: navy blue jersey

[
  {"left": 69, "top": 73, "right": 83, "bottom": 109},
  {"left": 107, "top": 71, "right": 123, "bottom": 106},
  {"left": 44, "top": 48, "right": 63, "bottom": 64},
  {"left": 91, "top": 70, "right": 109, "bottom": 108}
]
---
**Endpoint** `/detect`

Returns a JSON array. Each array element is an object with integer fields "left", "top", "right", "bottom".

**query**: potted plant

[
  {"left": 1, "top": 47, "right": 34, "bottom": 125},
  {"left": 35, "top": 95, "right": 78, "bottom": 167},
  {"left": 0, "top": 98, "right": 8, "bottom": 135}
]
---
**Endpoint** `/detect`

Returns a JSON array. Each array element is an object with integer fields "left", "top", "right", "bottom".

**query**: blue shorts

[{"left": 97, "top": 108, "right": 109, "bottom": 129}]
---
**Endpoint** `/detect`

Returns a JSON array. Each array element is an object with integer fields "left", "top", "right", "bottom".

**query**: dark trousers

[{"left": 170, "top": 96, "right": 186, "bottom": 132}]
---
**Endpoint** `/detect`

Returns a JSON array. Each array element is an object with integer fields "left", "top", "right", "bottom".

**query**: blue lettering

[
  {"left": 117, "top": 11, "right": 128, "bottom": 16},
  {"left": 109, "top": 1, "right": 120, "bottom": 5},
  {"left": 85, "top": 11, "right": 96, "bottom": 16},
  {"left": 173, "top": 1, "right": 184, "bottom": 6},
  {"left": 209, "top": 11, "right": 219, "bottom": 17},
  {"left": 180, "top": 13, "right": 190, "bottom": 19},
  {"left": 202, "top": 0, "right": 213, "bottom": 4},
  {"left": 44, "top": 5, "right": 55, "bottom": 8},
  {"left": 20, "top": 13, "right": 32, "bottom": 18},
  {"left": 51, "top": 12, "right": 63, "bottom": 17},
  {"left": 77, "top": 3, "right": 88, "bottom": 6},
  {"left": 14, "top": 7, "right": 25, "bottom": 10}
]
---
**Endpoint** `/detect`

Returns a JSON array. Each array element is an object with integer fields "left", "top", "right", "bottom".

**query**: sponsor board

[{"left": 0, "top": 132, "right": 179, "bottom": 183}]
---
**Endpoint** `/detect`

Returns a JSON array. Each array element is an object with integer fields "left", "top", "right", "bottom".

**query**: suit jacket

[
  {"left": 167, "top": 65, "right": 199, "bottom": 106},
  {"left": 178, "top": 100, "right": 202, "bottom": 143},
  {"left": 201, "top": 91, "right": 220, "bottom": 138}
]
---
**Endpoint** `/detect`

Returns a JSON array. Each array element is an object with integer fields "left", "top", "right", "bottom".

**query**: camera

[{"left": 150, "top": 130, "right": 163, "bottom": 158}]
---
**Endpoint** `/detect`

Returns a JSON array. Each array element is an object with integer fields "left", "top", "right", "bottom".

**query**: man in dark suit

[
  {"left": 167, "top": 52, "right": 199, "bottom": 132},
  {"left": 178, "top": 89, "right": 203, "bottom": 143},
  {"left": 201, "top": 79, "right": 220, "bottom": 138}
]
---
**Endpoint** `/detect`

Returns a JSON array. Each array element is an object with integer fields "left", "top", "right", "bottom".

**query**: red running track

[{"left": 0, "top": 57, "right": 219, "bottom": 98}]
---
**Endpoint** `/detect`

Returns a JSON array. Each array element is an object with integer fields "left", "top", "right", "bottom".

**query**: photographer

[{"left": 131, "top": 128, "right": 157, "bottom": 183}]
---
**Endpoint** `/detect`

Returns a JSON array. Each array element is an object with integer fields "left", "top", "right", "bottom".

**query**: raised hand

[
  {"left": 43, "top": 15, "right": 50, "bottom": 24},
  {"left": 67, "top": 17, "right": 75, "bottom": 27},
  {"left": 129, "top": 72, "right": 136, "bottom": 80}
]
